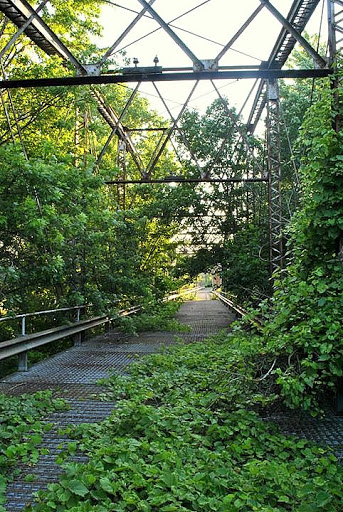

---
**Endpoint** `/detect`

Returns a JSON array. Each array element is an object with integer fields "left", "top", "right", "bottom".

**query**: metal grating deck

[
  {"left": 2, "top": 293, "right": 343, "bottom": 509},
  {"left": 1, "top": 294, "right": 234, "bottom": 511}
]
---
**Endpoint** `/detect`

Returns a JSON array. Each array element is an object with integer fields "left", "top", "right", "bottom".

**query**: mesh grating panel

[
  {"left": 265, "top": 414, "right": 343, "bottom": 462},
  {"left": 5, "top": 296, "right": 343, "bottom": 508}
]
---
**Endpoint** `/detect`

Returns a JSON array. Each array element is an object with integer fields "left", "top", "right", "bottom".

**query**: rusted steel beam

[{"left": 0, "top": 68, "right": 331, "bottom": 89}]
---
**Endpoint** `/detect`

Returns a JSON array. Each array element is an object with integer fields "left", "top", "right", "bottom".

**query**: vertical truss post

[
  {"left": 328, "top": 0, "right": 343, "bottom": 256},
  {"left": 267, "top": 79, "right": 283, "bottom": 277},
  {"left": 328, "top": 0, "right": 343, "bottom": 131},
  {"left": 116, "top": 140, "right": 126, "bottom": 210},
  {"left": 328, "top": 0, "right": 343, "bottom": 66}
]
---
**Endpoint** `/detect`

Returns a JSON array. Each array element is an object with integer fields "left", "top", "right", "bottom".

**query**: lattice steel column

[
  {"left": 267, "top": 79, "right": 283, "bottom": 276},
  {"left": 328, "top": 0, "right": 343, "bottom": 131},
  {"left": 328, "top": 0, "right": 343, "bottom": 256},
  {"left": 328, "top": 0, "right": 343, "bottom": 65}
]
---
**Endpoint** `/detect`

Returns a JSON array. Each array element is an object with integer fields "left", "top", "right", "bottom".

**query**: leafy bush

[
  {"left": 119, "top": 301, "right": 189, "bottom": 335},
  {"left": 253, "top": 75, "right": 343, "bottom": 412}
]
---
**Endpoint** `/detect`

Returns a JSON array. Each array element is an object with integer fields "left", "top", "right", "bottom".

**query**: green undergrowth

[
  {"left": 119, "top": 301, "right": 190, "bottom": 335},
  {"left": 28, "top": 332, "right": 343, "bottom": 512},
  {"left": 248, "top": 74, "right": 343, "bottom": 412},
  {"left": 0, "top": 391, "right": 68, "bottom": 511}
]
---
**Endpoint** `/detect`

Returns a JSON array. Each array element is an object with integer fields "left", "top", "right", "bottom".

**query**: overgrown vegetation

[
  {"left": 118, "top": 301, "right": 190, "bottom": 335},
  {"left": 27, "top": 333, "right": 343, "bottom": 511},
  {"left": 1, "top": 4, "right": 343, "bottom": 508},
  {"left": 246, "top": 74, "right": 343, "bottom": 413},
  {"left": 0, "top": 391, "right": 67, "bottom": 512},
  {"left": 0, "top": 1, "right": 194, "bottom": 319}
]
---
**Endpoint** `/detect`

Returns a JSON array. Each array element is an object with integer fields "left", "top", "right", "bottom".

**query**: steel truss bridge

[{"left": 0, "top": 0, "right": 342, "bottom": 275}]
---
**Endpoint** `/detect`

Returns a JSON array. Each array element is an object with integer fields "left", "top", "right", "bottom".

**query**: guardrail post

[
  {"left": 18, "top": 352, "right": 28, "bottom": 371},
  {"left": 73, "top": 307, "right": 82, "bottom": 346},
  {"left": 73, "top": 332, "right": 82, "bottom": 346},
  {"left": 80, "top": 306, "right": 86, "bottom": 343},
  {"left": 18, "top": 316, "right": 28, "bottom": 371},
  {"left": 105, "top": 316, "right": 111, "bottom": 333}
]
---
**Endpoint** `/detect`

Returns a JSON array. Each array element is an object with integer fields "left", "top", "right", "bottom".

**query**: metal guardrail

[
  {"left": 0, "top": 305, "right": 88, "bottom": 337},
  {"left": 165, "top": 286, "right": 204, "bottom": 301},
  {"left": 0, "top": 288, "right": 205, "bottom": 372},
  {"left": 0, "top": 315, "right": 108, "bottom": 371},
  {"left": 212, "top": 291, "right": 263, "bottom": 331},
  {"left": 0, "top": 303, "right": 141, "bottom": 372},
  {"left": 117, "top": 305, "right": 142, "bottom": 317}
]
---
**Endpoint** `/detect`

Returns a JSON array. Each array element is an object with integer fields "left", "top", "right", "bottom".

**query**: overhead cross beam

[
  {"left": 105, "top": 177, "right": 268, "bottom": 185},
  {"left": 0, "top": 67, "right": 331, "bottom": 89}
]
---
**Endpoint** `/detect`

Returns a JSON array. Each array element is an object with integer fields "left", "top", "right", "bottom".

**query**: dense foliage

[
  {"left": 248, "top": 74, "right": 343, "bottom": 411},
  {"left": 0, "top": 4, "right": 343, "bottom": 510},
  {"left": 27, "top": 333, "right": 343, "bottom": 511},
  {"left": 0, "top": 0, "right": 196, "bottom": 324},
  {"left": 175, "top": 99, "right": 270, "bottom": 304}
]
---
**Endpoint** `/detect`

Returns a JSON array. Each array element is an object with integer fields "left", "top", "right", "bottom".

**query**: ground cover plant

[
  {"left": 0, "top": 391, "right": 67, "bottom": 512},
  {"left": 28, "top": 332, "right": 343, "bottom": 512},
  {"left": 119, "top": 300, "right": 190, "bottom": 335}
]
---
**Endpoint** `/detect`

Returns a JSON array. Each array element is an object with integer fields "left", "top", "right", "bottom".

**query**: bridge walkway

[
  {"left": 0, "top": 291, "right": 234, "bottom": 511},
  {"left": 2, "top": 291, "right": 343, "bottom": 510}
]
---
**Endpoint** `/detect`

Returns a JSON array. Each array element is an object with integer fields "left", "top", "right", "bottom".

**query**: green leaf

[
  {"left": 317, "top": 282, "right": 328, "bottom": 294},
  {"left": 99, "top": 477, "right": 115, "bottom": 494},
  {"left": 67, "top": 479, "right": 89, "bottom": 497},
  {"left": 316, "top": 491, "right": 331, "bottom": 507}
]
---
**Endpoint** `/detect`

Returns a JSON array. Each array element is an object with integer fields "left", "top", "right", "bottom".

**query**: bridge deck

[
  {"left": 0, "top": 293, "right": 234, "bottom": 511},
  {"left": 1, "top": 294, "right": 343, "bottom": 510}
]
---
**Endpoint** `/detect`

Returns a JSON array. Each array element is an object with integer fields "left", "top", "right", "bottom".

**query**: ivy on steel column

[
  {"left": 267, "top": 79, "right": 283, "bottom": 276},
  {"left": 328, "top": 0, "right": 343, "bottom": 130},
  {"left": 328, "top": 0, "right": 343, "bottom": 255}
]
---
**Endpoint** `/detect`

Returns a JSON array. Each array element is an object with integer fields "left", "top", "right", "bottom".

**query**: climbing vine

[{"left": 254, "top": 73, "right": 343, "bottom": 411}]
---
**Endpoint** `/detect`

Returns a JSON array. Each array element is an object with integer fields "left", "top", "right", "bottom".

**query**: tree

[{"left": 176, "top": 97, "right": 269, "bottom": 303}]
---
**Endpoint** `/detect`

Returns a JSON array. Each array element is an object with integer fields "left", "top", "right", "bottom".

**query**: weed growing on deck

[
  {"left": 0, "top": 391, "right": 68, "bottom": 511},
  {"left": 28, "top": 333, "right": 343, "bottom": 511}
]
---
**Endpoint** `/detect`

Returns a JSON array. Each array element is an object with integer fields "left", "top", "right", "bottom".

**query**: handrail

[
  {"left": 117, "top": 305, "right": 142, "bottom": 317},
  {"left": 0, "top": 305, "right": 89, "bottom": 322},
  {"left": 0, "top": 305, "right": 91, "bottom": 337},
  {"left": 0, "top": 303, "right": 142, "bottom": 372},
  {"left": 0, "top": 315, "right": 108, "bottom": 371},
  {"left": 165, "top": 286, "right": 204, "bottom": 301},
  {"left": 213, "top": 291, "right": 263, "bottom": 331}
]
